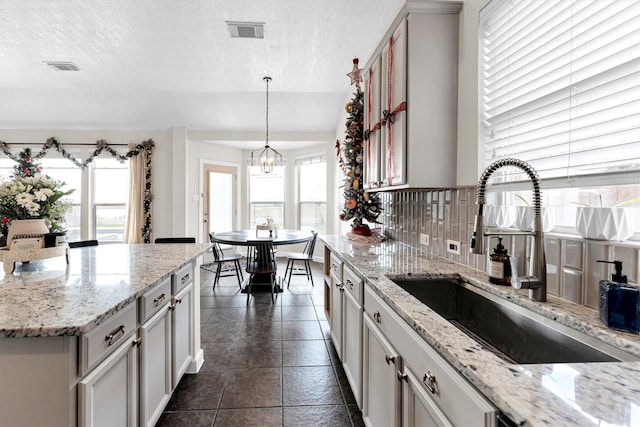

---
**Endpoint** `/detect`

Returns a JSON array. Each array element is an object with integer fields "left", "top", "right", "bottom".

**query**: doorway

[{"left": 203, "top": 164, "right": 237, "bottom": 242}]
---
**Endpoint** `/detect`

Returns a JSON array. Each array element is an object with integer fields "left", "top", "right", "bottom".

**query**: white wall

[{"left": 455, "top": 0, "right": 490, "bottom": 186}]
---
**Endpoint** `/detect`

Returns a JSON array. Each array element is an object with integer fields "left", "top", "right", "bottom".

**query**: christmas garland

[{"left": 0, "top": 137, "right": 155, "bottom": 243}]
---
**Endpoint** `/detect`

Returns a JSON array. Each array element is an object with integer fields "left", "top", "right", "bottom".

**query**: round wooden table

[{"left": 210, "top": 229, "right": 314, "bottom": 292}]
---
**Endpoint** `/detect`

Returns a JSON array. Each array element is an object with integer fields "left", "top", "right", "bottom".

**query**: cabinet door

[
  {"left": 402, "top": 365, "right": 453, "bottom": 427},
  {"left": 172, "top": 282, "right": 193, "bottom": 389},
  {"left": 329, "top": 270, "right": 344, "bottom": 359},
  {"left": 140, "top": 305, "right": 172, "bottom": 427},
  {"left": 380, "top": 17, "right": 408, "bottom": 188},
  {"left": 342, "top": 288, "right": 363, "bottom": 408},
  {"left": 362, "top": 315, "right": 402, "bottom": 427},
  {"left": 363, "top": 56, "right": 383, "bottom": 190},
  {"left": 78, "top": 334, "right": 138, "bottom": 427}
]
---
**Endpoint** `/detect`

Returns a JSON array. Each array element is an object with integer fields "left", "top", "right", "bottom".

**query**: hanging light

[{"left": 251, "top": 76, "right": 282, "bottom": 174}]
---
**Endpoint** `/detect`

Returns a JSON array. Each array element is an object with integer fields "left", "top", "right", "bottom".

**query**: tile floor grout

[{"left": 156, "top": 261, "right": 364, "bottom": 427}]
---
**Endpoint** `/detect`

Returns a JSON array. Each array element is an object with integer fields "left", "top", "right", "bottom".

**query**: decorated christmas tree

[{"left": 337, "top": 58, "right": 382, "bottom": 235}]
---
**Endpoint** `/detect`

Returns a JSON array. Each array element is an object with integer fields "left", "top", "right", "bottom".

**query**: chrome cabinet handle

[
  {"left": 170, "top": 297, "right": 183, "bottom": 311},
  {"left": 373, "top": 311, "right": 381, "bottom": 323},
  {"left": 132, "top": 337, "right": 142, "bottom": 347},
  {"left": 105, "top": 324, "right": 126, "bottom": 347},
  {"left": 153, "top": 293, "right": 166, "bottom": 307},
  {"left": 385, "top": 354, "right": 395, "bottom": 365},
  {"left": 181, "top": 273, "right": 190, "bottom": 284},
  {"left": 346, "top": 279, "right": 354, "bottom": 290},
  {"left": 423, "top": 371, "right": 437, "bottom": 394}
]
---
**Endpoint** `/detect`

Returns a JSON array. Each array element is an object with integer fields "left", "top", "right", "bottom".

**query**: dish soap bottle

[
  {"left": 489, "top": 237, "right": 512, "bottom": 285},
  {"left": 598, "top": 260, "right": 639, "bottom": 334}
]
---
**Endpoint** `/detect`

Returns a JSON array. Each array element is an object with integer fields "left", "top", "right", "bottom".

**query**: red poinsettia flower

[{"left": 2, "top": 217, "right": 9, "bottom": 223}]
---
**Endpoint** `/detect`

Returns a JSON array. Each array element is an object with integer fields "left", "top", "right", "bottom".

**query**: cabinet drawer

[
  {"left": 330, "top": 252, "right": 343, "bottom": 279},
  {"left": 343, "top": 264, "right": 363, "bottom": 305},
  {"left": 139, "top": 276, "right": 172, "bottom": 323},
  {"left": 80, "top": 302, "right": 137, "bottom": 375},
  {"left": 172, "top": 263, "right": 193, "bottom": 293},
  {"left": 363, "top": 285, "right": 398, "bottom": 341}
]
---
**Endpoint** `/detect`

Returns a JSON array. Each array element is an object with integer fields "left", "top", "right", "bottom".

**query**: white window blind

[{"left": 480, "top": 0, "right": 640, "bottom": 186}]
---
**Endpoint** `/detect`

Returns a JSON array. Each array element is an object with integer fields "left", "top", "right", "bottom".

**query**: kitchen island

[
  {"left": 0, "top": 242, "right": 210, "bottom": 427},
  {"left": 323, "top": 235, "right": 640, "bottom": 427}
]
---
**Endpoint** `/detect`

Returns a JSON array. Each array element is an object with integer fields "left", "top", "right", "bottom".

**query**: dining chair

[
  {"left": 209, "top": 232, "right": 244, "bottom": 290},
  {"left": 68, "top": 239, "right": 99, "bottom": 248},
  {"left": 245, "top": 240, "right": 278, "bottom": 304},
  {"left": 283, "top": 230, "right": 318, "bottom": 288},
  {"left": 154, "top": 237, "right": 196, "bottom": 243}
]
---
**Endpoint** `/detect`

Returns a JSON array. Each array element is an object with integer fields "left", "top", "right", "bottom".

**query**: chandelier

[{"left": 250, "top": 76, "right": 282, "bottom": 174}]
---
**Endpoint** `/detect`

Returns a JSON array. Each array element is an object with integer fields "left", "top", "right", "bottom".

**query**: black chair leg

[
  {"left": 234, "top": 260, "right": 243, "bottom": 289},
  {"left": 213, "top": 263, "right": 222, "bottom": 290},
  {"left": 285, "top": 259, "right": 293, "bottom": 288},
  {"left": 246, "top": 275, "right": 252, "bottom": 305},
  {"left": 306, "top": 260, "right": 314, "bottom": 286}
]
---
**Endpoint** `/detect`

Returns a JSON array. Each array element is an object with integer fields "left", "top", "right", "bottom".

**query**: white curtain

[{"left": 123, "top": 144, "right": 146, "bottom": 243}]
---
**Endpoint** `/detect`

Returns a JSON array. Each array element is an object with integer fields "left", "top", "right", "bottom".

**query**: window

[
  {"left": 479, "top": 0, "right": 640, "bottom": 237},
  {"left": 296, "top": 155, "right": 326, "bottom": 233},
  {"left": 0, "top": 148, "right": 129, "bottom": 242},
  {"left": 248, "top": 165, "right": 285, "bottom": 228}
]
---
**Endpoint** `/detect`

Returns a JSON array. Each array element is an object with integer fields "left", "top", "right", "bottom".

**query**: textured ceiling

[{"left": 0, "top": 0, "right": 404, "bottom": 148}]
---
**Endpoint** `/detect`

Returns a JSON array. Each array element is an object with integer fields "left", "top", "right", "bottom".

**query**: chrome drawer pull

[
  {"left": 133, "top": 337, "right": 142, "bottom": 347},
  {"left": 373, "top": 311, "right": 381, "bottom": 323},
  {"left": 181, "top": 273, "right": 190, "bottom": 284},
  {"left": 346, "top": 279, "right": 354, "bottom": 290},
  {"left": 423, "top": 371, "right": 437, "bottom": 394},
  {"left": 385, "top": 354, "right": 395, "bottom": 365},
  {"left": 153, "top": 293, "right": 166, "bottom": 307},
  {"left": 105, "top": 324, "right": 126, "bottom": 347}
]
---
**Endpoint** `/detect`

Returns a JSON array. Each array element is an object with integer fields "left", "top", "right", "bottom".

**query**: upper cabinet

[{"left": 363, "top": 1, "right": 462, "bottom": 191}]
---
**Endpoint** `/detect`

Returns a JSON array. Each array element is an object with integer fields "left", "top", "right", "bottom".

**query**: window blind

[{"left": 480, "top": 0, "right": 640, "bottom": 185}]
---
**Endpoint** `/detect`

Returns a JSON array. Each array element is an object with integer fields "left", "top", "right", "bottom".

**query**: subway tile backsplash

[{"left": 378, "top": 188, "right": 640, "bottom": 309}]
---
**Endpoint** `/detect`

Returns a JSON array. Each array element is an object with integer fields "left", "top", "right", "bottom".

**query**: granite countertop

[
  {"left": 322, "top": 235, "right": 640, "bottom": 427},
  {"left": 0, "top": 243, "right": 210, "bottom": 338}
]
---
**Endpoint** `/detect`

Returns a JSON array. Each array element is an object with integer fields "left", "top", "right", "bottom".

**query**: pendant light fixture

[{"left": 251, "top": 76, "right": 282, "bottom": 174}]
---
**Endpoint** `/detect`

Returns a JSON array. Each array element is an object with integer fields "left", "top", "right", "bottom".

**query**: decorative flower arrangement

[
  {"left": 0, "top": 149, "right": 74, "bottom": 244},
  {"left": 336, "top": 58, "right": 382, "bottom": 233}
]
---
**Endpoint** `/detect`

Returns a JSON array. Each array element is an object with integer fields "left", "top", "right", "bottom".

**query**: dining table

[{"left": 210, "top": 229, "right": 314, "bottom": 293}]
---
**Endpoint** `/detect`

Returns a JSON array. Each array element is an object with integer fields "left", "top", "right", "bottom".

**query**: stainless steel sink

[{"left": 390, "top": 278, "right": 639, "bottom": 364}]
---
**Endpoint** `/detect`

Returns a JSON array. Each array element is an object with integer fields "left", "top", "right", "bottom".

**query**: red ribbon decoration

[{"left": 386, "top": 37, "right": 394, "bottom": 186}]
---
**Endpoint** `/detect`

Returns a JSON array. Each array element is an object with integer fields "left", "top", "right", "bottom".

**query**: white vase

[
  {"left": 483, "top": 205, "right": 514, "bottom": 229},
  {"left": 513, "top": 206, "right": 554, "bottom": 232},
  {"left": 576, "top": 207, "right": 632, "bottom": 241},
  {"left": 6, "top": 219, "right": 50, "bottom": 243}
]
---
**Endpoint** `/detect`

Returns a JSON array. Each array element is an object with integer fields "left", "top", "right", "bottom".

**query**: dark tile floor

[{"left": 156, "top": 261, "right": 365, "bottom": 427}]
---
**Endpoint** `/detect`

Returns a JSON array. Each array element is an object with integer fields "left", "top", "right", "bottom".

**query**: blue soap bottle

[{"left": 598, "top": 260, "right": 639, "bottom": 334}]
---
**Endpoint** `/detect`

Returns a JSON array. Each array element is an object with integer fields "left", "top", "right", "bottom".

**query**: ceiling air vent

[
  {"left": 227, "top": 21, "right": 265, "bottom": 39},
  {"left": 44, "top": 61, "right": 80, "bottom": 71}
]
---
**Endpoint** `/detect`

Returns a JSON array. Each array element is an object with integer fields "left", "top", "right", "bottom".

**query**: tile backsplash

[{"left": 378, "top": 188, "right": 640, "bottom": 309}]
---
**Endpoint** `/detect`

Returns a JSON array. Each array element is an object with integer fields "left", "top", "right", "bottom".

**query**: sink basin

[{"left": 390, "top": 278, "right": 639, "bottom": 364}]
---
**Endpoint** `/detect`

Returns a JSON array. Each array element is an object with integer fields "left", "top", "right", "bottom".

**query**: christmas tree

[{"left": 337, "top": 59, "right": 382, "bottom": 231}]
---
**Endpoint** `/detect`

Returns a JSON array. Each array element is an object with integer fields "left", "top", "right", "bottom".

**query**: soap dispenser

[
  {"left": 598, "top": 260, "right": 639, "bottom": 334},
  {"left": 489, "top": 237, "right": 512, "bottom": 285}
]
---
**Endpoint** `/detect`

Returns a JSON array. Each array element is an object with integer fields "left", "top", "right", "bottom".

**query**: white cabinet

[
  {"left": 78, "top": 334, "right": 138, "bottom": 427},
  {"left": 329, "top": 253, "right": 344, "bottom": 358},
  {"left": 402, "top": 363, "right": 453, "bottom": 427},
  {"left": 363, "top": 2, "right": 462, "bottom": 191},
  {"left": 171, "top": 281, "right": 193, "bottom": 388},
  {"left": 342, "top": 265, "right": 364, "bottom": 408},
  {"left": 363, "top": 285, "right": 497, "bottom": 427},
  {"left": 139, "top": 278, "right": 173, "bottom": 427},
  {"left": 362, "top": 314, "right": 402, "bottom": 427}
]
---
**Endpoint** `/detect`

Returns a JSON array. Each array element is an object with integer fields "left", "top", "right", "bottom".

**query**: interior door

[{"left": 203, "top": 164, "right": 237, "bottom": 242}]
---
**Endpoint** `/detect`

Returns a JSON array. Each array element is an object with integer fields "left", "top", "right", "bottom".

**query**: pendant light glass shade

[{"left": 251, "top": 76, "right": 282, "bottom": 173}]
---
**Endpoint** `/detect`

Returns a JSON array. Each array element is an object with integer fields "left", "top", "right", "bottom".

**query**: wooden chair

[
  {"left": 154, "top": 237, "right": 196, "bottom": 243},
  {"left": 209, "top": 232, "right": 244, "bottom": 290},
  {"left": 283, "top": 230, "right": 318, "bottom": 288},
  {"left": 68, "top": 239, "right": 99, "bottom": 248},
  {"left": 245, "top": 240, "right": 278, "bottom": 304}
]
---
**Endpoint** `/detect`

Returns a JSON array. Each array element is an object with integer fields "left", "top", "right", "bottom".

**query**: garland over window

[{"left": 0, "top": 137, "right": 154, "bottom": 243}]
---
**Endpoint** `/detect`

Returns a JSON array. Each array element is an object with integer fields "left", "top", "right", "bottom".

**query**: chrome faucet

[{"left": 470, "top": 158, "right": 547, "bottom": 302}]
